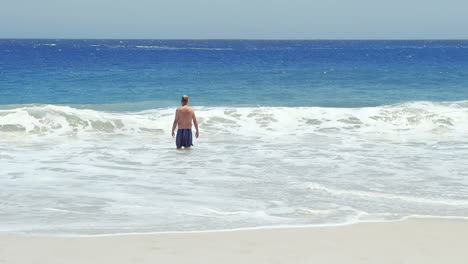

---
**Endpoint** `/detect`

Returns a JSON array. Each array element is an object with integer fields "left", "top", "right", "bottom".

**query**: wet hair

[{"left": 181, "top": 95, "right": 189, "bottom": 103}]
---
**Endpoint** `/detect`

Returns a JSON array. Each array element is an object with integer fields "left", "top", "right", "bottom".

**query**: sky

[{"left": 1, "top": 0, "right": 467, "bottom": 39}]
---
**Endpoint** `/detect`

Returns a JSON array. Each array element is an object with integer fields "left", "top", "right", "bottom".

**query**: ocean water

[{"left": 1, "top": 39, "right": 468, "bottom": 235}]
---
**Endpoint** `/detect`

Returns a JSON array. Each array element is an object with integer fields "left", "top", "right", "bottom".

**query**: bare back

[{"left": 176, "top": 106, "right": 194, "bottom": 129}]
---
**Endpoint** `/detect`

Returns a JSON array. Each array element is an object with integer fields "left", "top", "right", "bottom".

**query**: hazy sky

[{"left": 1, "top": 0, "right": 467, "bottom": 39}]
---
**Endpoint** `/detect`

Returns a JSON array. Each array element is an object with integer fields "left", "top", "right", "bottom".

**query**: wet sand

[{"left": 0, "top": 218, "right": 467, "bottom": 264}]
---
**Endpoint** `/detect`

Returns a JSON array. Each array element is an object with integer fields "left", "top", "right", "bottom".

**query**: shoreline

[
  {"left": 1, "top": 218, "right": 467, "bottom": 264},
  {"left": 4, "top": 215, "right": 468, "bottom": 238}
]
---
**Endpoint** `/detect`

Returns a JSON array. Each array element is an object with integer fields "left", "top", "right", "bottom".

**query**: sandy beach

[{"left": 0, "top": 218, "right": 467, "bottom": 264}]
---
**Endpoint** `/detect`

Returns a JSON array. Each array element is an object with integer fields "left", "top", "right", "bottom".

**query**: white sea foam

[
  {"left": 1, "top": 102, "right": 467, "bottom": 235},
  {"left": 0, "top": 101, "right": 467, "bottom": 140},
  {"left": 308, "top": 183, "right": 468, "bottom": 206},
  {"left": 33, "top": 43, "right": 57, "bottom": 47},
  {"left": 134, "top": 45, "right": 232, "bottom": 50}
]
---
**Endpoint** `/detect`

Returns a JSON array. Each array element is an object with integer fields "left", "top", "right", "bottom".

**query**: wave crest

[{"left": 0, "top": 101, "right": 467, "bottom": 139}]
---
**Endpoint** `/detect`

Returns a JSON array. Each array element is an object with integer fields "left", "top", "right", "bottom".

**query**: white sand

[{"left": 0, "top": 218, "right": 467, "bottom": 264}]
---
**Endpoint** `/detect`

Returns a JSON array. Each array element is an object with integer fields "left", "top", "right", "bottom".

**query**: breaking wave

[{"left": 0, "top": 101, "right": 467, "bottom": 140}]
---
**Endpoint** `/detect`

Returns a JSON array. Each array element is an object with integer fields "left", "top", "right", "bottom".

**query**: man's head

[{"left": 181, "top": 95, "right": 189, "bottom": 106}]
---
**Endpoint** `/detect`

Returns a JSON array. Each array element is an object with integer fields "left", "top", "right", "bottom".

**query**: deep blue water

[{"left": 1, "top": 39, "right": 468, "bottom": 109}]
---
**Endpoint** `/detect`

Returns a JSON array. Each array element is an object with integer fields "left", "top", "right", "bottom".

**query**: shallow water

[{"left": 0, "top": 103, "right": 467, "bottom": 234}]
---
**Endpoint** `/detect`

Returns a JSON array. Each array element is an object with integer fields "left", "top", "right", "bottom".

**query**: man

[{"left": 172, "top": 95, "right": 199, "bottom": 149}]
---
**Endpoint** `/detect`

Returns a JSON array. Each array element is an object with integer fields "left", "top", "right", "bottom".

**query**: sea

[{"left": 1, "top": 39, "right": 468, "bottom": 235}]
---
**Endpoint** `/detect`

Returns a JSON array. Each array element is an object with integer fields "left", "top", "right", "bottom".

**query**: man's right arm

[{"left": 172, "top": 109, "right": 178, "bottom": 137}]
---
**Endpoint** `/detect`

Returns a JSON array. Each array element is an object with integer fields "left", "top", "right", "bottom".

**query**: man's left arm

[{"left": 193, "top": 112, "right": 199, "bottom": 138}]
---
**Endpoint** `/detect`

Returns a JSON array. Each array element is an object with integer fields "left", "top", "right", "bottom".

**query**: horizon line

[{"left": 1, "top": 38, "right": 468, "bottom": 41}]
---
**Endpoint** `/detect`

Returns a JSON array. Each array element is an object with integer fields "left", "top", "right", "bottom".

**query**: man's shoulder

[{"left": 177, "top": 106, "right": 194, "bottom": 112}]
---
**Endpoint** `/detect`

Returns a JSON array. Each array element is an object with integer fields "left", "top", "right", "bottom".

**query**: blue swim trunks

[{"left": 176, "top": 129, "right": 193, "bottom": 148}]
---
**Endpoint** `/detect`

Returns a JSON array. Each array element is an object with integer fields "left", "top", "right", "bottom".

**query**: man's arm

[
  {"left": 172, "top": 109, "right": 178, "bottom": 137},
  {"left": 193, "top": 111, "right": 199, "bottom": 138}
]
